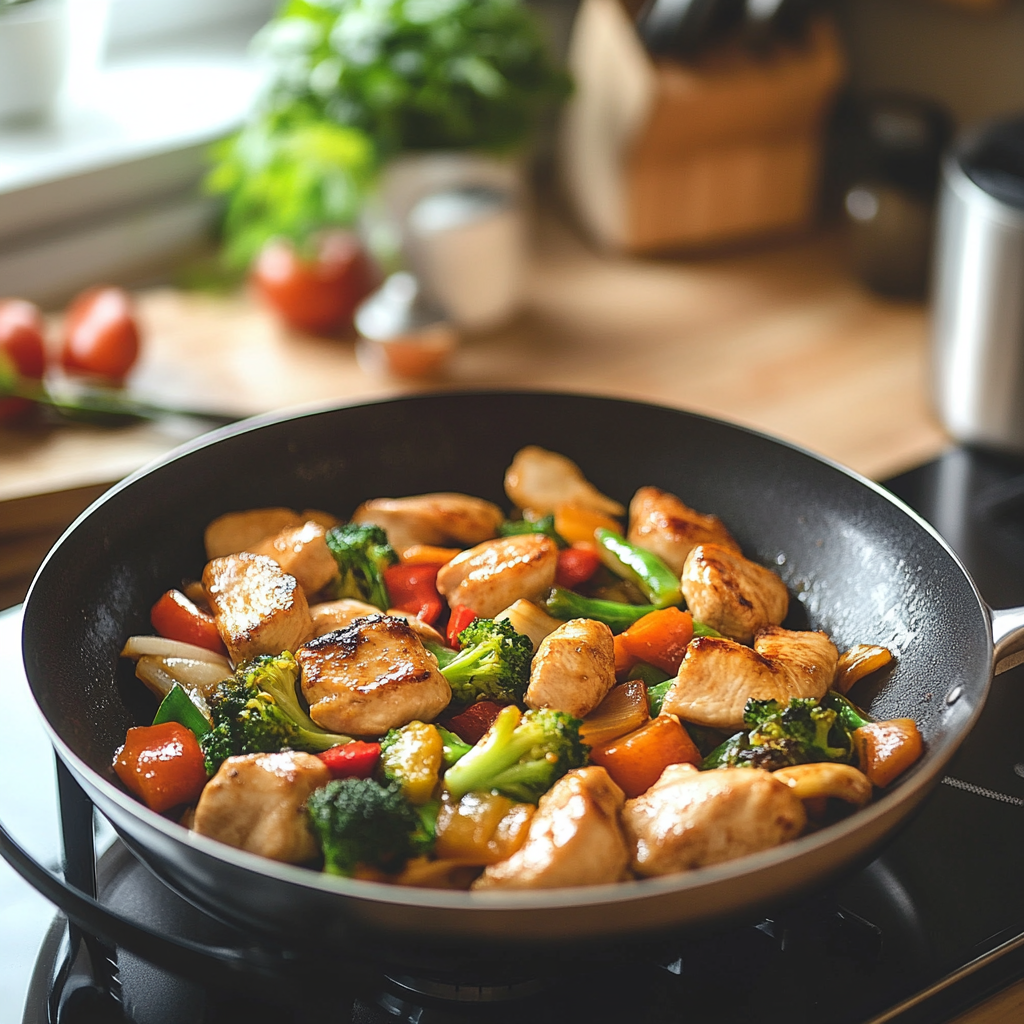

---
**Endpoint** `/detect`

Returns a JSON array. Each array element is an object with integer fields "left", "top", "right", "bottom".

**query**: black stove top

[{"left": 7, "top": 445, "right": 1024, "bottom": 1024}]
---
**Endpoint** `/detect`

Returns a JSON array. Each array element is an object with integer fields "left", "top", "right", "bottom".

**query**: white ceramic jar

[{"left": 0, "top": 0, "right": 68, "bottom": 124}]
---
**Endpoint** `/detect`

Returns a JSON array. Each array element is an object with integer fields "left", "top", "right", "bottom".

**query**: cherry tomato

[
  {"left": 0, "top": 299, "right": 47, "bottom": 421},
  {"left": 251, "top": 231, "right": 375, "bottom": 335},
  {"left": 61, "top": 286, "right": 140, "bottom": 382}
]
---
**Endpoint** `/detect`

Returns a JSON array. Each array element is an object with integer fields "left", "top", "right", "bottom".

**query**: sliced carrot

[
  {"left": 553, "top": 503, "right": 622, "bottom": 546},
  {"left": 400, "top": 544, "right": 462, "bottom": 566},
  {"left": 580, "top": 681, "right": 650, "bottom": 747},
  {"left": 589, "top": 714, "right": 701, "bottom": 798},
  {"left": 113, "top": 722, "right": 208, "bottom": 812},
  {"left": 617, "top": 607, "right": 693, "bottom": 675},
  {"left": 853, "top": 719, "right": 923, "bottom": 788}
]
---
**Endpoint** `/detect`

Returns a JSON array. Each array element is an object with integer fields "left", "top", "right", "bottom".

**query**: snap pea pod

[
  {"left": 593, "top": 529, "right": 682, "bottom": 608},
  {"left": 544, "top": 587, "right": 724, "bottom": 637}
]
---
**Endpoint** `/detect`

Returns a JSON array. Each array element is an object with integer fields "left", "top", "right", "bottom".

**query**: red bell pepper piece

[
  {"left": 555, "top": 544, "right": 602, "bottom": 589},
  {"left": 150, "top": 589, "right": 225, "bottom": 655},
  {"left": 446, "top": 604, "right": 478, "bottom": 649},
  {"left": 444, "top": 700, "right": 505, "bottom": 745},
  {"left": 113, "top": 722, "right": 208, "bottom": 812},
  {"left": 318, "top": 741, "right": 381, "bottom": 779},
  {"left": 383, "top": 563, "right": 444, "bottom": 624}
]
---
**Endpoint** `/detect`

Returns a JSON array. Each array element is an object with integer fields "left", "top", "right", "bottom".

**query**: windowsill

[{"left": 0, "top": 21, "right": 265, "bottom": 303}]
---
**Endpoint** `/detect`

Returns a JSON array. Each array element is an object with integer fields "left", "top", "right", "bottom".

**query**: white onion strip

[
  {"left": 121, "top": 635, "right": 230, "bottom": 670},
  {"left": 135, "top": 656, "right": 219, "bottom": 721}
]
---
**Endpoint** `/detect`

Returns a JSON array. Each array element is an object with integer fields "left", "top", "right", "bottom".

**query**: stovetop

[{"left": 6, "top": 445, "right": 1024, "bottom": 1024}]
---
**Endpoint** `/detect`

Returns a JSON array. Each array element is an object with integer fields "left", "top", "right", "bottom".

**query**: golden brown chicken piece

[
  {"left": 680, "top": 543, "right": 789, "bottom": 643},
  {"left": 627, "top": 487, "right": 740, "bottom": 576},
  {"left": 309, "top": 600, "right": 445, "bottom": 647},
  {"left": 297, "top": 615, "right": 451, "bottom": 735},
  {"left": 350, "top": 493, "right": 504, "bottom": 553},
  {"left": 203, "top": 553, "right": 314, "bottom": 664},
  {"left": 472, "top": 767, "right": 630, "bottom": 889},
  {"left": 309, "top": 598, "right": 381, "bottom": 635},
  {"left": 525, "top": 618, "right": 616, "bottom": 719},
  {"left": 204, "top": 508, "right": 305, "bottom": 560},
  {"left": 193, "top": 751, "right": 330, "bottom": 864},
  {"left": 503, "top": 446, "right": 625, "bottom": 517},
  {"left": 435, "top": 534, "right": 558, "bottom": 618},
  {"left": 621, "top": 763, "right": 807, "bottom": 876},
  {"left": 661, "top": 626, "right": 839, "bottom": 732},
  {"left": 249, "top": 521, "right": 339, "bottom": 597}
]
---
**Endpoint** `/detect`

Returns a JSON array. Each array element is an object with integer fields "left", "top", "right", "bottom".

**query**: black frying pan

[{"left": 19, "top": 392, "right": 1024, "bottom": 961}]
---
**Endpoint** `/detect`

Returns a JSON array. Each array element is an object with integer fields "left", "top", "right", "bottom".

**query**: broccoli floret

[
  {"left": 439, "top": 617, "right": 534, "bottom": 705},
  {"left": 701, "top": 696, "right": 852, "bottom": 771},
  {"left": 200, "top": 652, "right": 350, "bottom": 774},
  {"left": 325, "top": 522, "right": 398, "bottom": 609},
  {"left": 443, "top": 705, "right": 589, "bottom": 803},
  {"left": 306, "top": 778, "right": 428, "bottom": 876},
  {"left": 437, "top": 725, "right": 472, "bottom": 767}
]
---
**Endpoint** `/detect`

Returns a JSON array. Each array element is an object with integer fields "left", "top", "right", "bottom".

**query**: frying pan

[{"left": 19, "top": 392, "right": 1024, "bottom": 963}]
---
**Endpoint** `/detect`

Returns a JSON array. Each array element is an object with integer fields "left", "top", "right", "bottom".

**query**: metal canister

[{"left": 931, "top": 116, "right": 1024, "bottom": 451}]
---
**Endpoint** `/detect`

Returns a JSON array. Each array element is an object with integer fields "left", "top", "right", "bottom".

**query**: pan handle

[{"left": 990, "top": 605, "right": 1024, "bottom": 672}]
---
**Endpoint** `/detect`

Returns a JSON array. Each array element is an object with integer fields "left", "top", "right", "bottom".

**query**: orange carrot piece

[
  {"left": 553, "top": 503, "right": 622, "bottom": 546},
  {"left": 400, "top": 544, "right": 462, "bottom": 566},
  {"left": 613, "top": 633, "right": 638, "bottom": 680},
  {"left": 853, "top": 719, "right": 923, "bottom": 788},
  {"left": 617, "top": 607, "right": 694, "bottom": 675},
  {"left": 113, "top": 722, "right": 208, "bottom": 812},
  {"left": 589, "top": 714, "right": 701, "bottom": 798}
]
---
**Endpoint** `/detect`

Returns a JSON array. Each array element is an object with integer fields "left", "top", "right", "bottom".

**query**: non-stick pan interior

[{"left": 23, "top": 392, "right": 989, "bottom": 811}]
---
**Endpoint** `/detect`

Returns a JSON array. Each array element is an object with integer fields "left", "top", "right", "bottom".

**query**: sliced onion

[
  {"left": 134, "top": 656, "right": 224, "bottom": 718},
  {"left": 121, "top": 635, "right": 230, "bottom": 669}
]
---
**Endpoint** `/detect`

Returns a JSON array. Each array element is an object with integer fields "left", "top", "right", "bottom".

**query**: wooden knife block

[{"left": 558, "top": 0, "right": 845, "bottom": 253}]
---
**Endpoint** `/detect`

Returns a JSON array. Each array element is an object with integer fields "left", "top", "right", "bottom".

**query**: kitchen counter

[
  {"left": 0, "top": 213, "right": 949, "bottom": 601},
  {"left": 6, "top": 214, "right": 1024, "bottom": 1021}
]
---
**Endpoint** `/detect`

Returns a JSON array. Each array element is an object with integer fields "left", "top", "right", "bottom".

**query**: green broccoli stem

[
  {"left": 824, "top": 690, "right": 874, "bottom": 731},
  {"left": 443, "top": 706, "right": 537, "bottom": 799},
  {"left": 594, "top": 529, "right": 683, "bottom": 608},
  {"left": 437, "top": 726, "right": 472, "bottom": 767}
]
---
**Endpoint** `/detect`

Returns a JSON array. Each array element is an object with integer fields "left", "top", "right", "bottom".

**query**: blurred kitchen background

[{"left": 2, "top": 0, "right": 1024, "bottom": 608}]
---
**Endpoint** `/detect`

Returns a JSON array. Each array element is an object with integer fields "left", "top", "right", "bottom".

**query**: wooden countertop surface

[{"left": 1, "top": 213, "right": 950, "bottom": 599}]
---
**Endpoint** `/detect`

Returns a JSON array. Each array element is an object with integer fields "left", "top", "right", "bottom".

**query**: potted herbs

[{"left": 207, "top": 0, "right": 569, "bottom": 330}]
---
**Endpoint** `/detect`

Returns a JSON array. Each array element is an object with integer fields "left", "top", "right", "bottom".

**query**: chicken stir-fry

[{"left": 114, "top": 446, "right": 922, "bottom": 893}]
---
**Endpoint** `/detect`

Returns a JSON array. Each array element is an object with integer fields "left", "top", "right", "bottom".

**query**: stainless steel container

[{"left": 931, "top": 117, "right": 1024, "bottom": 451}]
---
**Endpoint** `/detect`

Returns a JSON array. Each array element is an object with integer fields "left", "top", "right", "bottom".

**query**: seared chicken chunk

[
  {"left": 350, "top": 493, "right": 504, "bottom": 553},
  {"left": 250, "top": 521, "right": 339, "bottom": 597},
  {"left": 662, "top": 626, "right": 839, "bottom": 731},
  {"left": 309, "top": 598, "right": 381, "bottom": 635},
  {"left": 436, "top": 535, "right": 558, "bottom": 618},
  {"left": 297, "top": 615, "right": 451, "bottom": 736},
  {"left": 627, "top": 487, "right": 740, "bottom": 576},
  {"left": 472, "top": 767, "right": 629, "bottom": 889},
  {"left": 525, "top": 618, "right": 616, "bottom": 719},
  {"left": 309, "top": 600, "right": 445, "bottom": 647},
  {"left": 680, "top": 543, "right": 789, "bottom": 643},
  {"left": 193, "top": 751, "right": 330, "bottom": 864},
  {"left": 203, "top": 553, "right": 314, "bottom": 664},
  {"left": 204, "top": 508, "right": 304, "bottom": 560},
  {"left": 621, "top": 763, "right": 806, "bottom": 876},
  {"left": 504, "top": 446, "right": 625, "bottom": 517}
]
